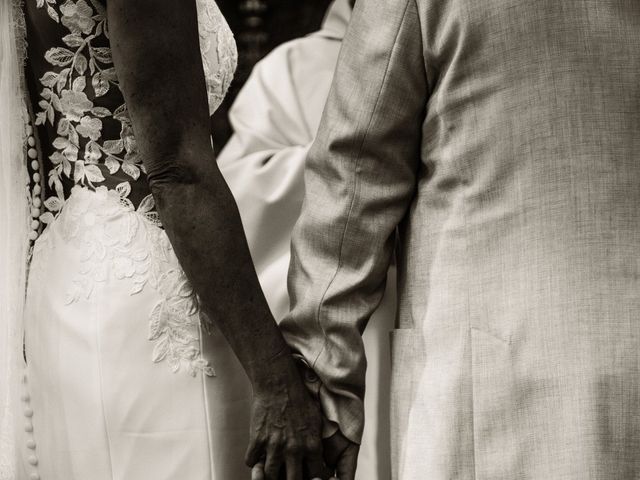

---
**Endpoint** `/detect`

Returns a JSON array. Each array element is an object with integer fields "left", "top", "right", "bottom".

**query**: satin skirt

[{"left": 18, "top": 187, "right": 252, "bottom": 480}]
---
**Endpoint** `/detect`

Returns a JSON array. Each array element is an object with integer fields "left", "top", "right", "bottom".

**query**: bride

[{"left": 0, "top": 0, "right": 328, "bottom": 479}]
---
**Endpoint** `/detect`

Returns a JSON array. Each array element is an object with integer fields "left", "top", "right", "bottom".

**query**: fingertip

[{"left": 251, "top": 463, "right": 265, "bottom": 480}]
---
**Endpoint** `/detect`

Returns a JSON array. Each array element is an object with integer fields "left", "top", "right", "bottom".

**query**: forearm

[
  {"left": 107, "top": 0, "right": 288, "bottom": 385},
  {"left": 156, "top": 160, "right": 289, "bottom": 378}
]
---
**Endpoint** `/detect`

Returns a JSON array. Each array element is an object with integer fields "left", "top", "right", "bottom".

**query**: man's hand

[
  {"left": 323, "top": 431, "right": 360, "bottom": 480},
  {"left": 245, "top": 349, "right": 332, "bottom": 480}
]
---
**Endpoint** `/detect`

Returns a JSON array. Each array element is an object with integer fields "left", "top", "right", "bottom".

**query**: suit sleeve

[{"left": 279, "top": 0, "right": 428, "bottom": 444}]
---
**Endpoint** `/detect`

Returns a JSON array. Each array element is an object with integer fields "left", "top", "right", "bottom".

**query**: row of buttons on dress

[
  {"left": 22, "top": 372, "right": 40, "bottom": 480},
  {"left": 25, "top": 120, "right": 43, "bottom": 244},
  {"left": 22, "top": 119, "right": 42, "bottom": 479}
]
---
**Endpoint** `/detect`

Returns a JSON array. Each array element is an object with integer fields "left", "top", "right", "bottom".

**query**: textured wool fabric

[{"left": 280, "top": 0, "right": 640, "bottom": 478}]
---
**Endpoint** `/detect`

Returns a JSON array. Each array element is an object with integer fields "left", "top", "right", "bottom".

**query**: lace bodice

[
  {"left": 19, "top": 0, "right": 237, "bottom": 378},
  {"left": 24, "top": 0, "right": 237, "bottom": 220}
]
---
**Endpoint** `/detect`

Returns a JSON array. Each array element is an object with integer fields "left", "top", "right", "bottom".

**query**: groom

[{"left": 281, "top": 0, "right": 640, "bottom": 479}]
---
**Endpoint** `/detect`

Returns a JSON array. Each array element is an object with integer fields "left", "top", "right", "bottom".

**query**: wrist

[{"left": 249, "top": 345, "right": 302, "bottom": 395}]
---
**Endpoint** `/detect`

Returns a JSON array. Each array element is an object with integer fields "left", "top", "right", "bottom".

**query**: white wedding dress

[{"left": 15, "top": 1, "right": 251, "bottom": 479}]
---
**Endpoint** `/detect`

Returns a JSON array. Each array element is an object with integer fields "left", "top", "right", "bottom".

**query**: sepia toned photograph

[{"left": 1, "top": 0, "right": 639, "bottom": 479}]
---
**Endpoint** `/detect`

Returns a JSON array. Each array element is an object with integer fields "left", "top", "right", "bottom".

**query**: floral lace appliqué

[
  {"left": 34, "top": 0, "right": 237, "bottom": 222},
  {"left": 35, "top": 0, "right": 144, "bottom": 224},
  {"left": 47, "top": 186, "right": 215, "bottom": 377}
]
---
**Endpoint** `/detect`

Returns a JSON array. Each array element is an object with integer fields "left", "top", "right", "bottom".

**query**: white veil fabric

[{"left": 0, "top": 0, "right": 29, "bottom": 478}]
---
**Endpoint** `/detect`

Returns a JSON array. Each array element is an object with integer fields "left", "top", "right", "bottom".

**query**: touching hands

[
  {"left": 245, "top": 349, "right": 334, "bottom": 480},
  {"left": 323, "top": 431, "right": 360, "bottom": 480}
]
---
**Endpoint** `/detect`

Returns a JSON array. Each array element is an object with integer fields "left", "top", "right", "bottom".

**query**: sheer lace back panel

[{"left": 23, "top": 0, "right": 237, "bottom": 218}]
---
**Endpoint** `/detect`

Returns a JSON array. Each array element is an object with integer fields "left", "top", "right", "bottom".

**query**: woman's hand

[{"left": 245, "top": 349, "right": 332, "bottom": 480}]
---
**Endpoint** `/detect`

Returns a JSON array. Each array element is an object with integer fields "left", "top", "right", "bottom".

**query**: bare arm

[
  {"left": 107, "top": 2, "right": 326, "bottom": 478},
  {"left": 108, "top": 0, "right": 283, "bottom": 397}
]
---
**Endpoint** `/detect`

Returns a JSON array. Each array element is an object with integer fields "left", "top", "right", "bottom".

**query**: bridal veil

[{"left": 0, "top": 1, "right": 29, "bottom": 478}]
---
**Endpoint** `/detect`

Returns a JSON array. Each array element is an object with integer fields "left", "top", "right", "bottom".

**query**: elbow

[{"left": 147, "top": 161, "right": 200, "bottom": 193}]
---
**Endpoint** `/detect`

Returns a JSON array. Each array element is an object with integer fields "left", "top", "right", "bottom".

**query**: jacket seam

[{"left": 310, "top": 0, "right": 415, "bottom": 369}]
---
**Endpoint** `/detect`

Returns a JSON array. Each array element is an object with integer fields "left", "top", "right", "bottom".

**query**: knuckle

[
  {"left": 305, "top": 436, "right": 322, "bottom": 452},
  {"left": 285, "top": 441, "right": 302, "bottom": 455},
  {"left": 268, "top": 436, "right": 284, "bottom": 449}
]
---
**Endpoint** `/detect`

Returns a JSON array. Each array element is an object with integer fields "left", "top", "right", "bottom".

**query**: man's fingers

[
  {"left": 335, "top": 446, "right": 359, "bottom": 480},
  {"left": 251, "top": 461, "right": 266, "bottom": 480},
  {"left": 322, "top": 432, "right": 351, "bottom": 467},
  {"left": 285, "top": 454, "right": 303, "bottom": 480},
  {"left": 264, "top": 440, "right": 284, "bottom": 480}
]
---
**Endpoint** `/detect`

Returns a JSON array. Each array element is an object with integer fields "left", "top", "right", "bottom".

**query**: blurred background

[{"left": 212, "top": 0, "right": 333, "bottom": 153}]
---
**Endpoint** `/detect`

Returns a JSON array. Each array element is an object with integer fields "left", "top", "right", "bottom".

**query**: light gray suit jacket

[{"left": 280, "top": 0, "right": 640, "bottom": 478}]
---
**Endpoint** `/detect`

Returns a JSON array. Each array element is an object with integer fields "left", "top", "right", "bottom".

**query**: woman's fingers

[
  {"left": 245, "top": 436, "right": 266, "bottom": 468},
  {"left": 264, "top": 438, "right": 285, "bottom": 480},
  {"left": 251, "top": 450, "right": 338, "bottom": 480},
  {"left": 285, "top": 454, "right": 303, "bottom": 480},
  {"left": 248, "top": 433, "right": 325, "bottom": 480}
]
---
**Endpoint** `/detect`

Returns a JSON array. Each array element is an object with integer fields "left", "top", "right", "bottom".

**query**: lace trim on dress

[
  {"left": 197, "top": 0, "right": 238, "bottom": 114},
  {"left": 12, "top": 0, "right": 27, "bottom": 69}
]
